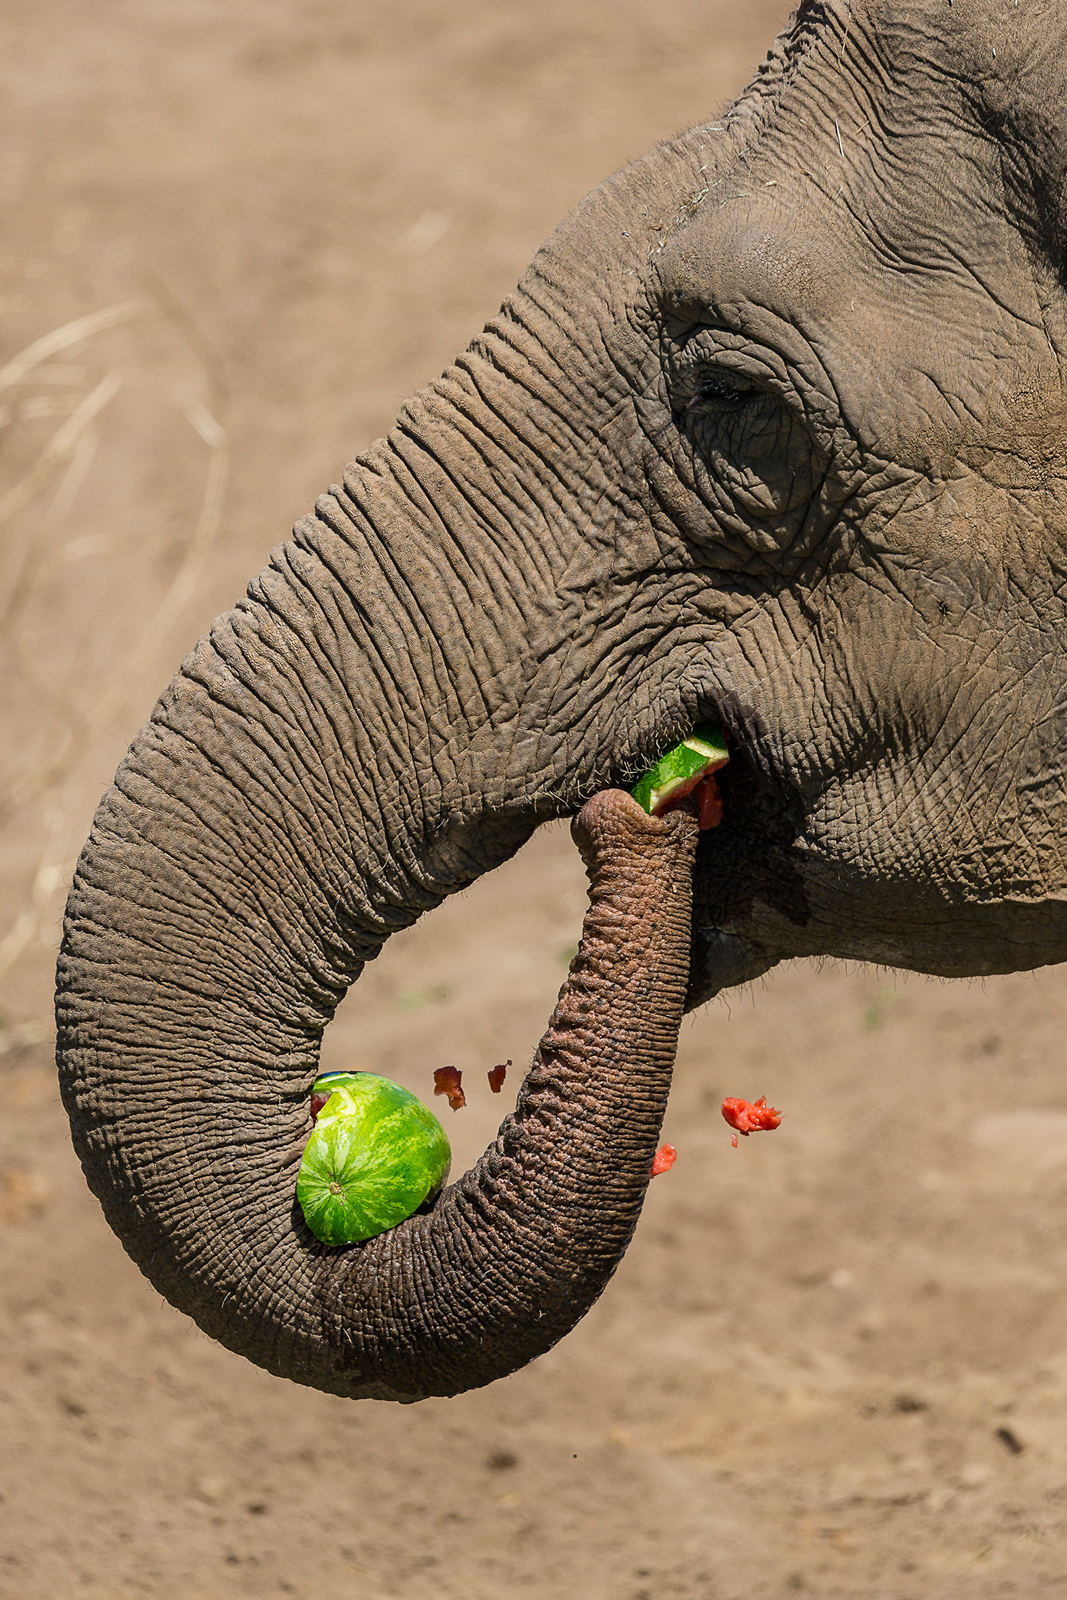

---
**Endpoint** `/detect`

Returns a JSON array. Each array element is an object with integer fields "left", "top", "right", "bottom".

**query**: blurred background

[{"left": 2, "top": 3, "right": 1067, "bottom": 1596}]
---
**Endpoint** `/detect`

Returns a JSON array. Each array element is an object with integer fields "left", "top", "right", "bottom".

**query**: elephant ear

[{"left": 58, "top": 788, "right": 697, "bottom": 1401}]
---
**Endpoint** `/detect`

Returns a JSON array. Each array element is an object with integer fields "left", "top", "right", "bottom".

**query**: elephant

[{"left": 55, "top": 0, "right": 1067, "bottom": 1402}]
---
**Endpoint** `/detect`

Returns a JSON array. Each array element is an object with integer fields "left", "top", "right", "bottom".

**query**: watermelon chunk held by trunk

[{"left": 296, "top": 1071, "right": 451, "bottom": 1246}]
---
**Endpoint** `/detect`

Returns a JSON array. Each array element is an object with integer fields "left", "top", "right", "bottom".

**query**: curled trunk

[{"left": 58, "top": 779, "right": 695, "bottom": 1401}]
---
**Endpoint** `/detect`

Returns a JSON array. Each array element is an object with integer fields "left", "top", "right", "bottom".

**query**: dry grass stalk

[
  {"left": 0, "top": 299, "right": 142, "bottom": 394},
  {"left": 0, "top": 370, "right": 123, "bottom": 532},
  {"left": 0, "top": 280, "right": 230, "bottom": 1035}
]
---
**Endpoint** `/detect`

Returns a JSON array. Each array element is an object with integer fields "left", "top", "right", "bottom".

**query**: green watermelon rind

[
  {"left": 296, "top": 1073, "right": 451, "bottom": 1246},
  {"left": 630, "top": 723, "right": 729, "bottom": 816}
]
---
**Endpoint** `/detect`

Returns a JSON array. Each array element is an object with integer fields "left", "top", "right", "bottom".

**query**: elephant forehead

[{"left": 786, "top": 0, "right": 1067, "bottom": 121}]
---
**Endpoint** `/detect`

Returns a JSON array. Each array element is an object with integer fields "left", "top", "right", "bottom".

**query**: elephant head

[{"left": 56, "top": 0, "right": 1067, "bottom": 1399}]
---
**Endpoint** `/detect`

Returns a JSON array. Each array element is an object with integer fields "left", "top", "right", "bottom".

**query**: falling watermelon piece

[{"left": 721, "top": 1095, "right": 782, "bottom": 1149}]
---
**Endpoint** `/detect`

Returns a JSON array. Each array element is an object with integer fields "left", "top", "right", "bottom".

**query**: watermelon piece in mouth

[{"left": 630, "top": 724, "right": 729, "bottom": 830}]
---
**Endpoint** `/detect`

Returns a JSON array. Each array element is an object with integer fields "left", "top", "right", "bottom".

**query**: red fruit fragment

[
  {"left": 433, "top": 1065, "right": 466, "bottom": 1111},
  {"left": 721, "top": 1095, "right": 782, "bottom": 1147},
  {"left": 487, "top": 1060, "right": 509, "bottom": 1093},
  {"left": 650, "top": 1143, "right": 677, "bottom": 1178},
  {"left": 309, "top": 1091, "right": 332, "bottom": 1123}
]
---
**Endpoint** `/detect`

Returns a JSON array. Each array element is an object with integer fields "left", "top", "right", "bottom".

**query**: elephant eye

[{"left": 687, "top": 372, "right": 761, "bottom": 411}]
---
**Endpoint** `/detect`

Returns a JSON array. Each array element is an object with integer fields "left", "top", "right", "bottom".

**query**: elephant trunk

[{"left": 57, "top": 631, "right": 695, "bottom": 1397}]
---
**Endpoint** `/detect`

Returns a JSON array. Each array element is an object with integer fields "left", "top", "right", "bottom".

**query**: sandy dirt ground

[{"left": 2, "top": 2, "right": 1067, "bottom": 1596}]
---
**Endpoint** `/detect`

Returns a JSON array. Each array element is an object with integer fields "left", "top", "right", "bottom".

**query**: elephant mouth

[
  {"left": 678, "top": 733, "right": 808, "bottom": 1008},
  {"left": 675, "top": 724, "right": 1067, "bottom": 998},
  {"left": 598, "top": 712, "right": 806, "bottom": 1008}
]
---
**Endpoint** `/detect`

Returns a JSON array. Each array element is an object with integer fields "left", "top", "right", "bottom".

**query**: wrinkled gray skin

[{"left": 57, "top": 0, "right": 1067, "bottom": 1400}]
